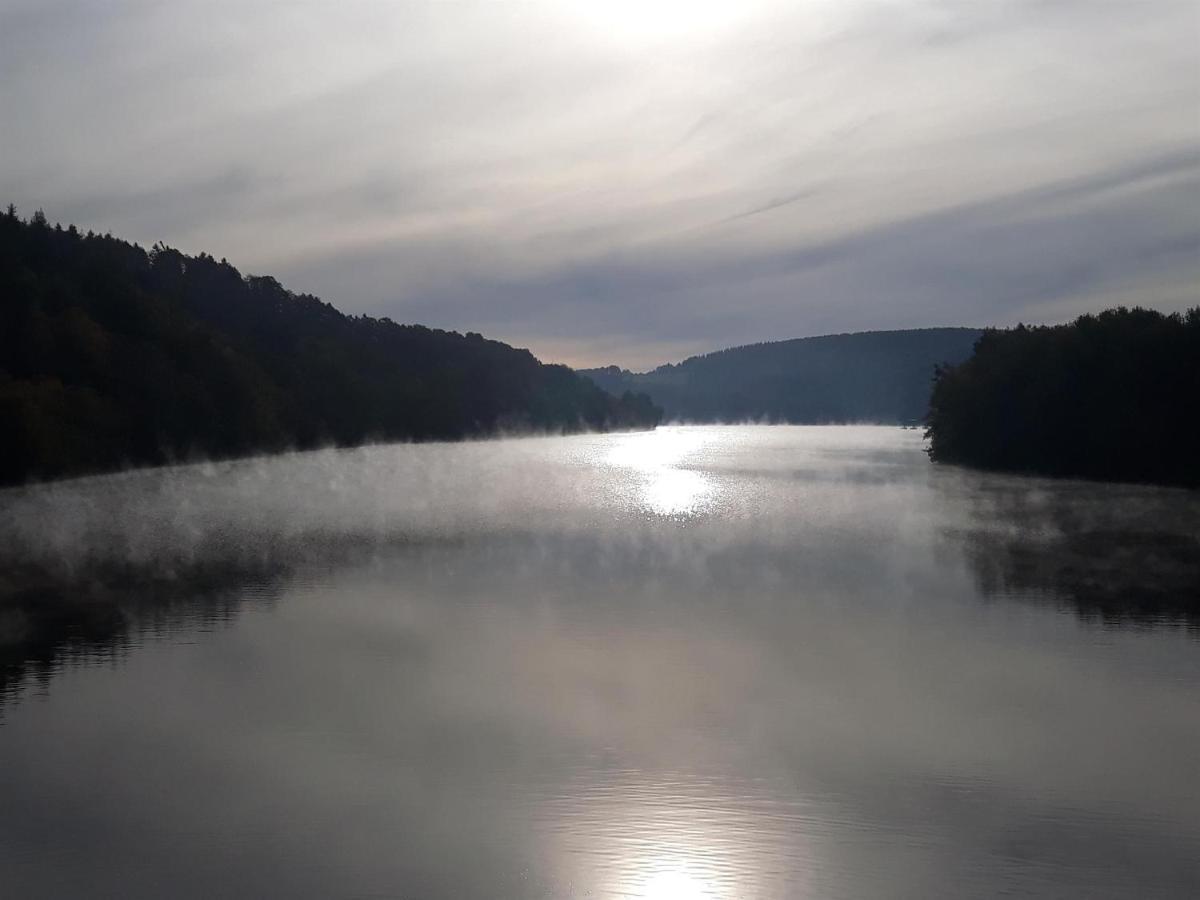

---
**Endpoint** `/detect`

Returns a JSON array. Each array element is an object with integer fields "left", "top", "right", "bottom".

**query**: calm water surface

[{"left": 1, "top": 426, "right": 1198, "bottom": 899}]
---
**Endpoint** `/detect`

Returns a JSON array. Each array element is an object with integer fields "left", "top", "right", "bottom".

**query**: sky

[{"left": 1, "top": 0, "right": 1197, "bottom": 370}]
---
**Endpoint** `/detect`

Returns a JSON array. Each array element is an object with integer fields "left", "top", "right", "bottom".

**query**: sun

[{"left": 562, "top": 0, "right": 756, "bottom": 43}]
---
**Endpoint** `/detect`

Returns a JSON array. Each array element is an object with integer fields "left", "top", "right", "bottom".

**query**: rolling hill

[{"left": 582, "top": 328, "right": 982, "bottom": 424}]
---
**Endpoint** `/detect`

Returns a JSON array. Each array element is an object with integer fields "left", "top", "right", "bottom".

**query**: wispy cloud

[{"left": 1, "top": 0, "right": 1196, "bottom": 367}]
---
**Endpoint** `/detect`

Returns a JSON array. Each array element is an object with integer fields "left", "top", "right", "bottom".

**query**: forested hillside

[
  {"left": 0, "top": 209, "right": 660, "bottom": 485},
  {"left": 926, "top": 307, "right": 1200, "bottom": 486},
  {"left": 582, "top": 328, "right": 980, "bottom": 423}
]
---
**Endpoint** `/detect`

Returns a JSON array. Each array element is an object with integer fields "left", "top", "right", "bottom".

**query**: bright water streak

[{"left": 1, "top": 426, "right": 1199, "bottom": 899}]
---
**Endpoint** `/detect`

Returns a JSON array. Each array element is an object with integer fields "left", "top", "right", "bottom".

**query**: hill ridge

[
  {"left": 0, "top": 209, "right": 661, "bottom": 485},
  {"left": 582, "top": 327, "right": 982, "bottom": 424}
]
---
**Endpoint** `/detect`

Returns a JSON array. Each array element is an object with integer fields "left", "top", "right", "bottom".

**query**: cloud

[
  {"left": 1, "top": 0, "right": 1196, "bottom": 367},
  {"left": 274, "top": 148, "right": 1200, "bottom": 367}
]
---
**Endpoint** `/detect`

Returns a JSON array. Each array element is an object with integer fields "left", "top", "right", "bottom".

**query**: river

[{"left": 2, "top": 426, "right": 1198, "bottom": 898}]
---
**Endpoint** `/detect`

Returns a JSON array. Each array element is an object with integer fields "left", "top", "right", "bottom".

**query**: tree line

[
  {"left": 0, "top": 208, "right": 661, "bottom": 485},
  {"left": 925, "top": 307, "right": 1200, "bottom": 487}
]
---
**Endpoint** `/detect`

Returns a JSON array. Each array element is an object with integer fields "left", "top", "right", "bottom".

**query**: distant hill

[
  {"left": 0, "top": 209, "right": 660, "bottom": 485},
  {"left": 582, "top": 328, "right": 981, "bottom": 424},
  {"left": 927, "top": 307, "right": 1200, "bottom": 487}
]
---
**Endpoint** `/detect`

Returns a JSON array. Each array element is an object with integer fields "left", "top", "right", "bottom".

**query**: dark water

[{"left": 1, "top": 426, "right": 1198, "bottom": 899}]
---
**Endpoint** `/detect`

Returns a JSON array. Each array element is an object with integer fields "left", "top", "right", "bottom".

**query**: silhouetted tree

[
  {"left": 926, "top": 308, "right": 1200, "bottom": 487},
  {"left": 0, "top": 211, "right": 661, "bottom": 485}
]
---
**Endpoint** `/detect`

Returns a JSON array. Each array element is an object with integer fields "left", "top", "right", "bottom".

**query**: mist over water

[{"left": 2, "top": 427, "right": 1199, "bottom": 899}]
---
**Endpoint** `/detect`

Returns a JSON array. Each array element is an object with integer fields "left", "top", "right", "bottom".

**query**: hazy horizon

[{"left": 0, "top": 200, "right": 1180, "bottom": 373}]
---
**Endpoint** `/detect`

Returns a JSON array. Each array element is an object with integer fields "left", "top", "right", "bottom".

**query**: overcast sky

[{"left": 2, "top": 0, "right": 1197, "bottom": 369}]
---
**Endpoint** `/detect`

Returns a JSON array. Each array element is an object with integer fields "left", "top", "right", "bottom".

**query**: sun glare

[
  {"left": 564, "top": 0, "right": 754, "bottom": 42},
  {"left": 604, "top": 428, "right": 715, "bottom": 517},
  {"left": 638, "top": 868, "right": 714, "bottom": 900}
]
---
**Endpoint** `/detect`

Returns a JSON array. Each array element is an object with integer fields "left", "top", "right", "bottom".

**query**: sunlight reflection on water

[
  {"left": 531, "top": 760, "right": 820, "bottom": 900},
  {"left": 2, "top": 427, "right": 1199, "bottom": 899},
  {"left": 636, "top": 868, "right": 715, "bottom": 900},
  {"left": 601, "top": 428, "right": 717, "bottom": 517}
]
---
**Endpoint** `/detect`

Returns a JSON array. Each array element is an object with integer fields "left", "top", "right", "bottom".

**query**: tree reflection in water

[{"left": 951, "top": 476, "right": 1200, "bottom": 629}]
